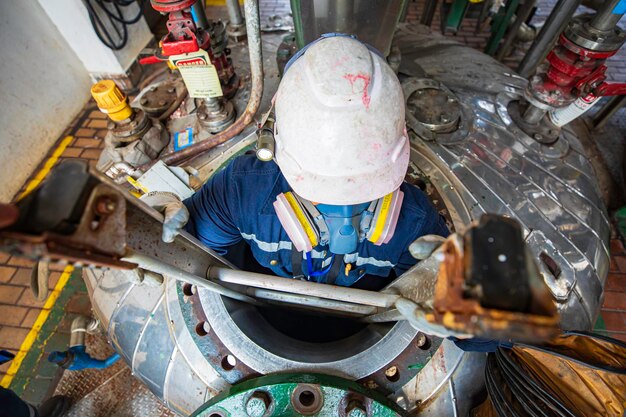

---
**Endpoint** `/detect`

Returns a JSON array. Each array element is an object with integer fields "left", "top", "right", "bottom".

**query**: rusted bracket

[{"left": 431, "top": 215, "right": 560, "bottom": 341}]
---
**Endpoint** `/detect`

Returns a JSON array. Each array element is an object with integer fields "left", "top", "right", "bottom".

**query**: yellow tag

[
  {"left": 284, "top": 192, "right": 318, "bottom": 247},
  {"left": 127, "top": 176, "right": 148, "bottom": 194},
  {"left": 169, "top": 49, "right": 223, "bottom": 98}
]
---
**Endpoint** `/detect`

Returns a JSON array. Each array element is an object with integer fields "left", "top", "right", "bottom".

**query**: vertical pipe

[
  {"left": 517, "top": 0, "right": 581, "bottom": 78},
  {"left": 226, "top": 0, "right": 244, "bottom": 26},
  {"left": 592, "top": 95, "right": 626, "bottom": 130},
  {"left": 69, "top": 316, "right": 88, "bottom": 347},
  {"left": 496, "top": 0, "right": 537, "bottom": 61},
  {"left": 334, "top": 0, "right": 354, "bottom": 33},
  {"left": 421, "top": 0, "right": 439, "bottom": 26},
  {"left": 589, "top": 0, "right": 624, "bottom": 31},
  {"left": 191, "top": 0, "right": 209, "bottom": 30},
  {"left": 522, "top": 104, "right": 547, "bottom": 124}
]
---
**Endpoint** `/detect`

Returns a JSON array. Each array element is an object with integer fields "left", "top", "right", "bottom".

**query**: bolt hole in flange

[
  {"left": 221, "top": 354, "right": 237, "bottom": 371},
  {"left": 291, "top": 384, "right": 323, "bottom": 415},
  {"left": 416, "top": 332, "right": 431, "bottom": 350},
  {"left": 183, "top": 283, "right": 196, "bottom": 296},
  {"left": 195, "top": 321, "right": 211, "bottom": 336},
  {"left": 384, "top": 365, "right": 400, "bottom": 382}
]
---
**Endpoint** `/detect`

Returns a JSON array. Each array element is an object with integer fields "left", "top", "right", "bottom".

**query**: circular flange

[
  {"left": 402, "top": 78, "right": 473, "bottom": 145},
  {"left": 191, "top": 374, "right": 407, "bottom": 417},
  {"left": 564, "top": 14, "right": 626, "bottom": 53},
  {"left": 186, "top": 283, "right": 440, "bottom": 394},
  {"left": 139, "top": 83, "right": 178, "bottom": 118},
  {"left": 507, "top": 100, "right": 560, "bottom": 145},
  {"left": 197, "top": 99, "right": 236, "bottom": 133},
  {"left": 110, "top": 109, "right": 151, "bottom": 142},
  {"left": 496, "top": 92, "right": 570, "bottom": 159}
]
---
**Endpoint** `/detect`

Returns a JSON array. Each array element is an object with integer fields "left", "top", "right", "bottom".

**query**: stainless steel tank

[{"left": 83, "top": 26, "right": 610, "bottom": 416}]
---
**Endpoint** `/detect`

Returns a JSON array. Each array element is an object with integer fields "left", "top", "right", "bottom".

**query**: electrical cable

[{"left": 85, "top": 0, "right": 146, "bottom": 50}]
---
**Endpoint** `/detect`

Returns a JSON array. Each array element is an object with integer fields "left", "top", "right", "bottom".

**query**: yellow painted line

[
  {"left": 0, "top": 265, "right": 74, "bottom": 388},
  {"left": 16, "top": 135, "right": 74, "bottom": 202}
]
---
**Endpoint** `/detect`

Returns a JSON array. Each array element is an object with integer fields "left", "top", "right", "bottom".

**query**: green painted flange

[{"left": 191, "top": 373, "right": 408, "bottom": 417}]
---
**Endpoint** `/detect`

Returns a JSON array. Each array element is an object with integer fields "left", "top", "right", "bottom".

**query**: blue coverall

[{"left": 184, "top": 154, "right": 449, "bottom": 288}]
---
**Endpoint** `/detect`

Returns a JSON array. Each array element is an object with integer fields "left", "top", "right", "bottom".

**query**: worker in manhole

[{"left": 145, "top": 35, "right": 448, "bottom": 293}]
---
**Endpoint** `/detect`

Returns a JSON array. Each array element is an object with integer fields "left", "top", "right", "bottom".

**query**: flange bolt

[{"left": 246, "top": 390, "right": 271, "bottom": 417}]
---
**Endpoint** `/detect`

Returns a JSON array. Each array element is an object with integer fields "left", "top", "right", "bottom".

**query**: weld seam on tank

[{"left": 130, "top": 292, "right": 165, "bottom": 376}]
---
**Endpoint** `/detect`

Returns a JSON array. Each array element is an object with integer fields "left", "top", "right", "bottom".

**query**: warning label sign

[{"left": 169, "top": 50, "right": 223, "bottom": 98}]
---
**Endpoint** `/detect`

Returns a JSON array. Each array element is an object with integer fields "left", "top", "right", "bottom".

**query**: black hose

[{"left": 85, "top": 0, "right": 146, "bottom": 50}]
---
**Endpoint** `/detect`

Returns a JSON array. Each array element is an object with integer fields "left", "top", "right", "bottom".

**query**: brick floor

[{"left": 0, "top": 0, "right": 625, "bottom": 383}]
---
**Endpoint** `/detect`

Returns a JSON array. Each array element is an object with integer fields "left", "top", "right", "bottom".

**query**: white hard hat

[{"left": 274, "top": 36, "right": 409, "bottom": 205}]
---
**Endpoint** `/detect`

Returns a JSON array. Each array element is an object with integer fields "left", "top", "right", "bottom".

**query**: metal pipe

[
  {"left": 153, "top": 0, "right": 263, "bottom": 168},
  {"left": 522, "top": 105, "right": 547, "bottom": 124},
  {"left": 191, "top": 0, "right": 210, "bottom": 30},
  {"left": 123, "top": 251, "right": 259, "bottom": 305},
  {"left": 591, "top": 95, "right": 626, "bottom": 129},
  {"left": 246, "top": 288, "right": 378, "bottom": 315},
  {"left": 226, "top": 0, "right": 244, "bottom": 26},
  {"left": 208, "top": 266, "right": 401, "bottom": 308},
  {"left": 334, "top": 0, "right": 354, "bottom": 33},
  {"left": 70, "top": 316, "right": 88, "bottom": 347},
  {"left": 589, "top": 0, "right": 624, "bottom": 31},
  {"left": 517, "top": 0, "right": 581, "bottom": 77},
  {"left": 421, "top": 0, "right": 438, "bottom": 26},
  {"left": 496, "top": 0, "right": 537, "bottom": 61}
]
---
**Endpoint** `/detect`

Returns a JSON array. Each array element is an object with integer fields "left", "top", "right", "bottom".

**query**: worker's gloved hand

[
  {"left": 141, "top": 192, "right": 189, "bottom": 243},
  {"left": 408, "top": 234, "right": 446, "bottom": 260}
]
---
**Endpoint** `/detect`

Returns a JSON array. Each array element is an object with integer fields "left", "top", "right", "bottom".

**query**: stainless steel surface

[
  {"left": 517, "top": 0, "right": 582, "bottom": 77},
  {"left": 84, "top": 268, "right": 228, "bottom": 416},
  {"left": 589, "top": 0, "right": 624, "bottom": 31},
  {"left": 395, "top": 25, "right": 609, "bottom": 331},
  {"left": 392, "top": 339, "right": 487, "bottom": 417},
  {"left": 196, "top": 287, "right": 421, "bottom": 379}
]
